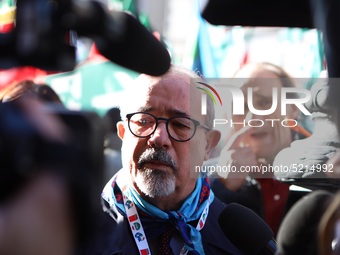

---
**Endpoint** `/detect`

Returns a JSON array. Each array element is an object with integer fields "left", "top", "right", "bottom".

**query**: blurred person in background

[
  {"left": 209, "top": 62, "right": 309, "bottom": 236},
  {"left": 0, "top": 80, "right": 64, "bottom": 106}
]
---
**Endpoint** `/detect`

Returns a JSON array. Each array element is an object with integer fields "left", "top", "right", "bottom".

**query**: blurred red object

[
  {"left": 0, "top": 22, "right": 14, "bottom": 32},
  {"left": 0, "top": 67, "right": 47, "bottom": 95}
]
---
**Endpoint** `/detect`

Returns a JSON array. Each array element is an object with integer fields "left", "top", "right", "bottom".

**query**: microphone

[
  {"left": 276, "top": 190, "right": 333, "bottom": 255},
  {"left": 201, "top": 0, "right": 313, "bottom": 28},
  {"left": 65, "top": 1, "right": 171, "bottom": 76},
  {"left": 218, "top": 203, "right": 277, "bottom": 255},
  {"left": 0, "top": 0, "right": 171, "bottom": 76}
]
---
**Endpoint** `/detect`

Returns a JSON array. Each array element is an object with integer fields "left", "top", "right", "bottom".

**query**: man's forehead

[{"left": 128, "top": 75, "right": 202, "bottom": 114}]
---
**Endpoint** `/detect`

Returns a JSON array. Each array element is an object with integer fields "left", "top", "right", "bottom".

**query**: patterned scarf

[{"left": 102, "top": 170, "right": 214, "bottom": 255}]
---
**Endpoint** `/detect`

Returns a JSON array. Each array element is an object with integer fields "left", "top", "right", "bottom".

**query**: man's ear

[
  {"left": 117, "top": 121, "right": 125, "bottom": 140},
  {"left": 204, "top": 130, "right": 221, "bottom": 161}
]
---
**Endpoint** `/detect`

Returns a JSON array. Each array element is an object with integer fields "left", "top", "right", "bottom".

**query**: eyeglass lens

[{"left": 128, "top": 113, "right": 196, "bottom": 141}]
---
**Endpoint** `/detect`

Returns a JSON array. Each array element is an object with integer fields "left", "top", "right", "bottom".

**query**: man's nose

[{"left": 147, "top": 122, "right": 171, "bottom": 147}]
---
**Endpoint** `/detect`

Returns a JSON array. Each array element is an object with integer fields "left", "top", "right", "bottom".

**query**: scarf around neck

[{"left": 102, "top": 169, "right": 214, "bottom": 255}]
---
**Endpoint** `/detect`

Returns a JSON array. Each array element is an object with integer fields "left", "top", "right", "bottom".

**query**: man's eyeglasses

[{"left": 126, "top": 112, "right": 210, "bottom": 142}]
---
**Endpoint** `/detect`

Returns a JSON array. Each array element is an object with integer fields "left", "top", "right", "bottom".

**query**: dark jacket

[{"left": 77, "top": 197, "right": 244, "bottom": 255}]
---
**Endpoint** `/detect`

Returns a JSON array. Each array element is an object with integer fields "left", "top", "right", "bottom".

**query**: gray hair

[
  {"left": 163, "top": 65, "right": 215, "bottom": 129},
  {"left": 120, "top": 65, "right": 216, "bottom": 129}
]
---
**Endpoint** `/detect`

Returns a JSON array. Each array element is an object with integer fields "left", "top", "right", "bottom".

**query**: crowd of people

[{"left": 0, "top": 63, "right": 339, "bottom": 255}]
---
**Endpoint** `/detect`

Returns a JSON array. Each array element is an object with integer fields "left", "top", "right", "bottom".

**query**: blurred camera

[{"left": 0, "top": 100, "right": 105, "bottom": 243}]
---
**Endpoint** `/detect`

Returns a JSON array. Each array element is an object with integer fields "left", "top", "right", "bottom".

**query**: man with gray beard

[
  {"left": 136, "top": 147, "right": 177, "bottom": 197},
  {"left": 77, "top": 65, "right": 245, "bottom": 255}
]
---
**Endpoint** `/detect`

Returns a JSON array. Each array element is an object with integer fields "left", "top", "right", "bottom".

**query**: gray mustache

[{"left": 138, "top": 148, "right": 177, "bottom": 171}]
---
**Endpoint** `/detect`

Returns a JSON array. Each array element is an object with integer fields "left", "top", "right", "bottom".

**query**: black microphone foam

[
  {"left": 218, "top": 203, "right": 276, "bottom": 255},
  {"left": 276, "top": 190, "right": 333, "bottom": 255},
  {"left": 69, "top": 1, "right": 171, "bottom": 76},
  {"left": 201, "top": 0, "right": 313, "bottom": 28},
  {"left": 94, "top": 12, "right": 171, "bottom": 76}
]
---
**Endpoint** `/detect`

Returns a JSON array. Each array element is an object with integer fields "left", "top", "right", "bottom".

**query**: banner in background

[
  {"left": 193, "top": 15, "right": 325, "bottom": 84},
  {"left": 45, "top": 60, "right": 138, "bottom": 116}
]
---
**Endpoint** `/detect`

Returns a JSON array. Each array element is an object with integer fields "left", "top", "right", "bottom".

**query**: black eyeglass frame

[{"left": 126, "top": 112, "right": 210, "bottom": 142}]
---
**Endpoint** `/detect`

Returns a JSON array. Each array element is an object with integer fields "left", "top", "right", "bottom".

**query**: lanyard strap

[
  {"left": 122, "top": 190, "right": 151, "bottom": 255},
  {"left": 121, "top": 189, "right": 210, "bottom": 255}
]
